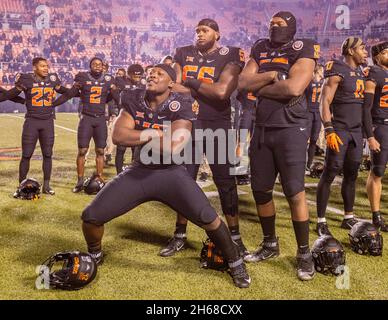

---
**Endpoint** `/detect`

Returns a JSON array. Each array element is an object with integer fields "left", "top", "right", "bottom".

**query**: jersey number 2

[{"left": 90, "top": 86, "right": 102, "bottom": 104}]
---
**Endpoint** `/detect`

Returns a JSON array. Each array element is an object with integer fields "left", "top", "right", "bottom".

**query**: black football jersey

[
  {"left": 250, "top": 38, "right": 320, "bottom": 127},
  {"left": 75, "top": 72, "right": 115, "bottom": 116},
  {"left": 367, "top": 65, "right": 388, "bottom": 120},
  {"left": 324, "top": 59, "right": 366, "bottom": 129},
  {"left": 237, "top": 91, "right": 257, "bottom": 111},
  {"left": 113, "top": 77, "right": 144, "bottom": 108},
  {"left": 174, "top": 45, "right": 245, "bottom": 121},
  {"left": 121, "top": 88, "right": 197, "bottom": 167},
  {"left": 305, "top": 79, "right": 323, "bottom": 112},
  {"left": 15, "top": 73, "right": 61, "bottom": 120}
]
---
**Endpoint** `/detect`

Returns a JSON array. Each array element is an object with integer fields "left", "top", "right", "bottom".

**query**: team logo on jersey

[
  {"left": 105, "top": 75, "right": 112, "bottom": 82},
  {"left": 192, "top": 100, "right": 199, "bottom": 115},
  {"left": 136, "top": 111, "right": 144, "bottom": 118},
  {"left": 219, "top": 47, "right": 229, "bottom": 56},
  {"left": 314, "top": 44, "right": 320, "bottom": 59},
  {"left": 50, "top": 75, "right": 57, "bottom": 82},
  {"left": 292, "top": 40, "right": 304, "bottom": 51},
  {"left": 33, "top": 83, "right": 39, "bottom": 87},
  {"left": 186, "top": 56, "right": 194, "bottom": 62},
  {"left": 169, "top": 101, "right": 181, "bottom": 112}
]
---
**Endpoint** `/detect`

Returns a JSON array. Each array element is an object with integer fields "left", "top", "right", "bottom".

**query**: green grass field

[{"left": 0, "top": 113, "right": 387, "bottom": 300}]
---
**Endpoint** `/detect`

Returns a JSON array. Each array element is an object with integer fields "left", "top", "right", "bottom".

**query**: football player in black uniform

[
  {"left": 316, "top": 37, "right": 368, "bottom": 236},
  {"left": 52, "top": 57, "right": 116, "bottom": 192},
  {"left": 305, "top": 64, "right": 324, "bottom": 170},
  {"left": 364, "top": 41, "right": 388, "bottom": 232},
  {"left": 235, "top": 91, "right": 256, "bottom": 185},
  {"left": 6, "top": 57, "right": 68, "bottom": 196},
  {"left": 81, "top": 65, "right": 251, "bottom": 288},
  {"left": 238, "top": 11, "right": 319, "bottom": 281},
  {"left": 0, "top": 87, "right": 25, "bottom": 104},
  {"left": 115, "top": 64, "right": 145, "bottom": 174},
  {"left": 159, "top": 19, "right": 248, "bottom": 258}
]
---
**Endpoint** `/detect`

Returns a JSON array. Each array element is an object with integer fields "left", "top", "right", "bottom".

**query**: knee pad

[
  {"left": 95, "top": 148, "right": 105, "bottom": 157},
  {"left": 321, "top": 162, "right": 342, "bottom": 183},
  {"left": 197, "top": 204, "right": 219, "bottom": 227},
  {"left": 213, "top": 177, "right": 238, "bottom": 216},
  {"left": 81, "top": 206, "right": 105, "bottom": 226},
  {"left": 282, "top": 179, "right": 305, "bottom": 198},
  {"left": 78, "top": 148, "right": 88, "bottom": 157},
  {"left": 21, "top": 155, "right": 32, "bottom": 161},
  {"left": 372, "top": 165, "right": 386, "bottom": 178},
  {"left": 343, "top": 161, "right": 360, "bottom": 182},
  {"left": 253, "top": 190, "right": 273, "bottom": 205},
  {"left": 42, "top": 149, "right": 53, "bottom": 158}
]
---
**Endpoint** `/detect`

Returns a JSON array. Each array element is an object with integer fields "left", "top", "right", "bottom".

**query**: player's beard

[{"left": 196, "top": 39, "right": 215, "bottom": 53}]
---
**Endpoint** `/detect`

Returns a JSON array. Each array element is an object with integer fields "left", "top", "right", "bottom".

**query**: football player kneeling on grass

[{"left": 80, "top": 65, "right": 251, "bottom": 288}]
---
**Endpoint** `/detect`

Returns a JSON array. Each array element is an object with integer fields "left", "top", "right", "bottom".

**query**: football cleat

[
  {"left": 296, "top": 250, "right": 315, "bottom": 281},
  {"left": 105, "top": 154, "right": 112, "bottom": 165},
  {"left": 316, "top": 222, "right": 333, "bottom": 237},
  {"left": 13, "top": 189, "right": 20, "bottom": 198},
  {"left": 244, "top": 238, "right": 279, "bottom": 263},
  {"left": 228, "top": 260, "right": 251, "bottom": 288},
  {"left": 159, "top": 236, "right": 186, "bottom": 257},
  {"left": 89, "top": 251, "right": 104, "bottom": 265},
  {"left": 373, "top": 214, "right": 388, "bottom": 232},
  {"left": 199, "top": 172, "right": 208, "bottom": 182},
  {"left": 232, "top": 237, "right": 250, "bottom": 258},
  {"left": 340, "top": 218, "right": 358, "bottom": 230},
  {"left": 72, "top": 182, "right": 84, "bottom": 193},
  {"left": 42, "top": 186, "right": 55, "bottom": 195},
  {"left": 236, "top": 175, "right": 250, "bottom": 185}
]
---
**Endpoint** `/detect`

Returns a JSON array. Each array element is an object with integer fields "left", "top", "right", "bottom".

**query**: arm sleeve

[{"left": 362, "top": 92, "right": 375, "bottom": 139}]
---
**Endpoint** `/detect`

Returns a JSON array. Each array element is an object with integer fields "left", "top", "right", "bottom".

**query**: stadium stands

[{"left": 0, "top": 0, "right": 386, "bottom": 87}]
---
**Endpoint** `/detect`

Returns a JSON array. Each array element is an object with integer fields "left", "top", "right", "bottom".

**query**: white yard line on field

[
  {"left": 204, "top": 181, "right": 369, "bottom": 221},
  {"left": 1, "top": 114, "right": 77, "bottom": 133}
]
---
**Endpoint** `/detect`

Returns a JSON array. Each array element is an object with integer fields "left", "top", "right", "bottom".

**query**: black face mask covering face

[
  {"left": 269, "top": 27, "right": 293, "bottom": 47},
  {"left": 269, "top": 11, "right": 297, "bottom": 47}
]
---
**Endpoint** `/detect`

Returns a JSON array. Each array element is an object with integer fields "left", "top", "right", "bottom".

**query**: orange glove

[{"left": 326, "top": 132, "right": 343, "bottom": 153}]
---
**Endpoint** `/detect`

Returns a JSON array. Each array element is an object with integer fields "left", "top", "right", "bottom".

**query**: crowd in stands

[{"left": 0, "top": 0, "right": 386, "bottom": 90}]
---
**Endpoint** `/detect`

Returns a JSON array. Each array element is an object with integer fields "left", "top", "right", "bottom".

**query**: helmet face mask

[
  {"left": 349, "top": 222, "right": 383, "bottom": 256},
  {"left": 312, "top": 236, "right": 346, "bottom": 276},
  {"left": 16, "top": 178, "right": 41, "bottom": 200},
  {"left": 40, "top": 251, "right": 98, "bottom": 290}
]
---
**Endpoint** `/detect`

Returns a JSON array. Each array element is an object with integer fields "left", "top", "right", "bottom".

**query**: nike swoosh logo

[
  {"left": 206, "top": 60, "right": 215, "bottom": 63},
  {"left": 158, "top": 116, "right": 167, "bottom": 119},
  {"left": 300, "top": 128, "right": 306, "bottom": 131},
  {"left": 278, "top": 53, "right": 287, "bottom": 57},
  {"left": 286, "top": 17, "right": 292, "bottom": 21}
]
